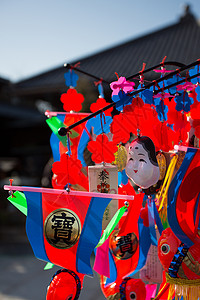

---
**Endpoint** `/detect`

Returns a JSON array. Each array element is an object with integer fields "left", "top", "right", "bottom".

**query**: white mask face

[{"left": 125, "top": 140, "right": 160, "bottom": 189}]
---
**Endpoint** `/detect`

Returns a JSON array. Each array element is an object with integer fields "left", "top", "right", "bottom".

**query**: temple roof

[{"left": 15, "top": 7, "right": 200, "bottom": 96}]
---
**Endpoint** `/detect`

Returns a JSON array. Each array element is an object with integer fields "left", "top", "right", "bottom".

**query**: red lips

[{"left": 134, "top": 170, "right": 138, "bottom": 173}]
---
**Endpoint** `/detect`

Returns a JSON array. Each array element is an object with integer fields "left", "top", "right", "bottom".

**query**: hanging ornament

[
  {"left": 52, "top": 153, "right": 89, "bottom": 191},
  {"left": 88, "top": 164, "right": 118, "bottom": 229},
  {"left": 125, "top": 136, "right": 160, "bottom": 189},
  {"left": 90, "top": 97, "right": 113, "bottom": 116},
  {"left": 109, "top": 230, "right": 138, "bottom": 260},
  {"left": 110, "top": 76, "right": 135, "bottom": 96},
  {"left": 60, "top": 88, "right": 84, "bottom": 112},
  {"left": 46, "top": 269, "right": 83, "bottom": 300},
  {"left": 87, "top": 134, "right": 118, "bottom": 164},
  {"left": 158, "top": 228, "right": 200, "bottom": 299},
  {"left": 112, "top": 145, "right": 128, "bottom": 172},
  {"left": 64, "top": 68, "right": 79, "bottom": 88}
]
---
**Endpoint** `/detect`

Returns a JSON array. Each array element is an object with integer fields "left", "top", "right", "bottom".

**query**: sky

[{"left": 1, "top": 0, "right": 200, "bottom": 82}]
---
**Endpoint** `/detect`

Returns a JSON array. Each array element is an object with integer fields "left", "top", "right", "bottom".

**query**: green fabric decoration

[
  {"left": 44, "top": 262, "right": 54, "bottom": 270},
  {"left": 46, "top": 116, "right": 67, "bottom": 146},
  {"left": 7, "top": 191, "right": 27, "bottom": 216},
  {"left": 46, "top": 116, "right": 79, "bottom": 147},
  {"left": 96, "top": 205, "right": 127, "bottom": 248}
]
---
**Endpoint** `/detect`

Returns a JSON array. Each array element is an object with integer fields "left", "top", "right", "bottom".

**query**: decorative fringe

[
  {"left": 158, "top": 155, "right": 178, "bottom": 212},
  {"left": 156, "top": 191, "right": 169, "bottom": 229},
  {"left": 166, "top": 273, "right": 200, "bottom": 300}
]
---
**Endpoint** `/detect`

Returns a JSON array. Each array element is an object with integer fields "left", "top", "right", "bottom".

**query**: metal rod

[
  {"left": 126, "top": 61, "right": 186, "bottom": 81},
  {"left": 64, "top": 63, "right": 110, "bottom": 84},
  {"left": 4, "top": 185, "right": 134, "bottom": 201},
  {"left": 65, "top": 61, "right": 186, "bottom": 85},
  {"left": 154, "top": 72, "right": 200, "bottom": 94},
  {"left": 58, "top": 60, "right": 200, "bottom": 136}
]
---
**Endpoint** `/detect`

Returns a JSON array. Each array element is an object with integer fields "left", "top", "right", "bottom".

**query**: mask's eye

[
  {"left": 139, "top": 158, "right": 147, "bottom": 163},
  {"left": 66, "top": 295, "right": 73, "bottom": 300},
  {"left": 161, "top": 243, "right": 170, "bottom": 254},
  {"left": 129, "top": 292, "right": 137, "bottom": 299}
]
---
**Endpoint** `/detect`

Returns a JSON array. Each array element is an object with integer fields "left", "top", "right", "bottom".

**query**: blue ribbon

[{"left": 147, "top": 196, "right": 157, "bottom": 246}]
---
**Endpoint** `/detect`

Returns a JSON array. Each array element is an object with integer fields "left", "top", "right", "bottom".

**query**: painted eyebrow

[{"left": 138, "top": 153, "right": 145, "bottom": 156}]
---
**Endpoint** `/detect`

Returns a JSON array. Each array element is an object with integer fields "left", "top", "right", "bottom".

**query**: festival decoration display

[{"left": 4, "top": 58, "right": 200, "bottom": 299}]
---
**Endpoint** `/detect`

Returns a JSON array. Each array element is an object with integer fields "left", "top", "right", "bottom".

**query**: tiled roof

[{"left": 15, "top": 11, "right": 200, "bottom": 96}]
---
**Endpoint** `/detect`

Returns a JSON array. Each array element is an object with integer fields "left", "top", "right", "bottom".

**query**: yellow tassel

[
  {"left": 158, "top": 155, "right": 178, "bottom": 212},
  {"left": 167, "top": 284, "right": 175, "bottom": 300},
  {"left": 166, "top": 273, "right": 200, "bottom": 299}
]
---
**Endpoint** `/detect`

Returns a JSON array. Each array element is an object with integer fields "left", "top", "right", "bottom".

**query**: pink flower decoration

[
  {"left": 176, "top": 82, "right": 196, "bottom": 92},
  {"left": 153, "top": 69, "right": 173, "bottom": 74},
  {"left": 153, "top": 92, "right": 171, "bottom": 99},
  {"left": 110, "top": 77, "right": 135, "bottom": 96}
]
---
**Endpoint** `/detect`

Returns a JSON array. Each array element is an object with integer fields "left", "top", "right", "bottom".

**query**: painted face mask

[{"left": 125, "top": 136, "right": 160, "bottom": 189}]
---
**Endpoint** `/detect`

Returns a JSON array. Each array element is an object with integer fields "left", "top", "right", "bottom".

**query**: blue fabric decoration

[
  {"left": 137, "top": 84, "right": 154, "bottom": 105},
  {"left": 195, "top": 85, "right": 200, "bottom": 102},
  {"left": 128, "top": 216, "right": 151, "bottom": 276},
  {"left": 90, "top": 114, "right": 113, "bottom": 135},
  {"left": 98, "top": 83, "right": 104, "bottom": 98},
  {"left": 118, "top": 169, "right": 128, "bottom": 186},
  {"left": 77, "top": 119, "right": 92, "bottom": 167},
  {"left": 147, "top": 198, "right": 157, "bottom": 246},
  {"left": 154, "top": 99, "right": 168, "bottom": 121},
  {"left": 64, "top": 70, "right": 79, "bottom": 87},
  {"left": 112, "top": 90, "right": 133, "bottom": 111},
  {"left": 189, "top": 65, "right": 199, "bottom": 85},
  {"left": 49, "top": 114, "right": 65, "bottom": 162},
  {"left": 166, "top": 123, "right": 174, "bottom": 131},
  {"left": 50, "top": 133, "right": 60, "bottom": 162},
  {"left": 153, "top": 201, "right": 164, "bottom": 236},
  {"left": 105, "top": 249, "right": 117, "bottom": 286},
  {"left": 174, "top": 93, "right": 194, "bottom": 112},
  {"left": 67, "top": 133, "right": 71, "bottom": 156},
  {"left": 194, "top": 194, "right": 200, "bottom": 230},
  {"left": 164, "top": 75, "right": 183, "bottom": 95},
  {"left": 142, "top": 89, "right": 154, "bottom": 105},
  {"left": 76, "top": 196, "right": 111, "bottom": 275},
  {"left": 24, "top": 191, "right": 50, "bottom": 263},
  {"left": 168, "top": 148, "right": 197, "bottom": 247}
]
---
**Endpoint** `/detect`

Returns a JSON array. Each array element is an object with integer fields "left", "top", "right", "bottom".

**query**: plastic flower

[
  {"left": 176, "top": 82, "right": 196, "bottom": 92},
  {"left": 189, "top": 65, "right": 200, "bottom": 85},
  {"left": 60, "top": 88, "right": 84, "bottom": 112},
  {"left": 90, "top": 98, "right": 113, "bottom": 116},
  {"left": 87, "top": 134, "right": 118, "bottom": 164},
  {"left": 52, "top": 153, "right": 88, "bottom": 189},
  {"left": 112, "top": 90, "right": 133, "bottom": 112},
  {"left": 110, "top": 77, "right": 135, "bottom": 96},
  {"left": 64, "top": 69, "right": 79, "bottom": 87},
  {"left": 110, "top": 112, "right": 137, "bottom": 144},
  {"left": 174, "top": 92, "right": 194, "bottom": 113}
]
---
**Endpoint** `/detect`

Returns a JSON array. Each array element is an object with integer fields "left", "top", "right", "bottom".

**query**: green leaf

[
  {"left": 46, "top": 116, "right": 79, "bottom": 147},
  {"left": 7, "top": 191, "right": 27, "bottom": 216},
  {"left": 44, "top": 262, "right": 54, "bottom": 270},
  {"left": 96, "top": 205, "right": 127, "bottom": 248}
]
